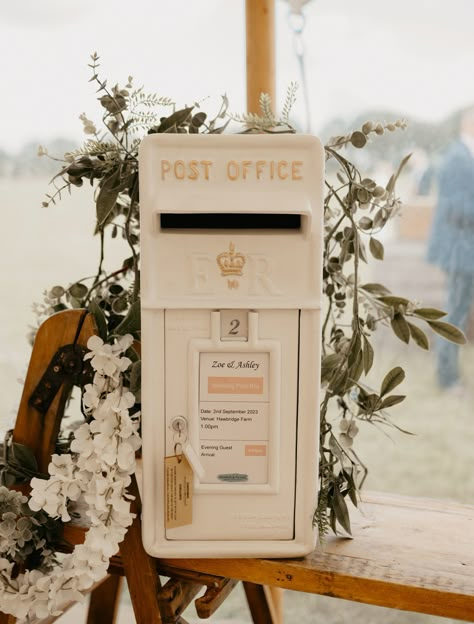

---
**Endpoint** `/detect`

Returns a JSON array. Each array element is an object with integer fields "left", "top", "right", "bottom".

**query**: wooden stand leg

[
  {"left": 119, "top": 476, "right": 164, "bottom": 623},
  {"left": 87, "top": 575, "right": 123, "bottom": 624},
  {"left": 243, "top": 581, "right": 278, "bottom": 624},
  {"left": 268, "top": 586, "right": 284, "bottom": 624}
]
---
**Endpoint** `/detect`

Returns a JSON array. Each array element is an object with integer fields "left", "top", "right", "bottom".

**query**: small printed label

[
  {"left": 165, "top": 455, "right": 193, "bottom": 529},
  {"left": 199, "top": 352, "right": 270, "bottom": 484},
  {"left": 208, "top": 376, "right": 264, "bottom": 395},
  {"left": 245, "top": 444, "right": 267, "bottom": 457}
]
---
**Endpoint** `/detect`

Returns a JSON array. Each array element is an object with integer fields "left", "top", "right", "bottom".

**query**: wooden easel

[{"left": 0, "top": 309, "right": 280, "bottom": 624}]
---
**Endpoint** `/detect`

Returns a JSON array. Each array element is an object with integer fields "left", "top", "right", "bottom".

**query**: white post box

[{"left": 139, "top": 134, "right": 324, "bottom": 558}]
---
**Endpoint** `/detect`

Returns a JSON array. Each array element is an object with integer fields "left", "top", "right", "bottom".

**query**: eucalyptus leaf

[
  {"left": 360, "top": 282, "right": 390, "bottom": 295},
  {"left": 50, "top": 285, "right": 65, "bottom": 298},
  {"left": 350, "top": 350, "right": 364, "bottom": 384},
  {"left": 96, "top": 169, "right": 120, "bottom": 227},
  {"left": 328, "top": 368, "right": 349, "bottom": 395},
  {"left": 191, "top": 112, "right": 207, "bottom": 127},
  {"left": 100, "top": 94, "right": 126, "bottom": 114},
  {"left": 11, "top": 443, "right": 38, "bottom": 473},
  {"left": 413, "top": 308, "right": 447, "bottom": 320},
  {"left": 372, "top": 208, "right": 386, "bottom": 230},
  {"left": 129, "top": 360, "right": 141, "bottom": 394},
  {"left": 386, "top": 153, "right": 412, "bottom": 195},
  {"left": 378, "top": 295, "right": 410, "bottom": 308},
  {"left": 347, "top": 485, "right": 358, "bottom": 508},
  {"left": 427, "top": 320, "right": 467, "bottom": 345},
  {"left": 328, "top": 434, "right": 344, "bottom": 463},
  {"left": 358, "top": 216, "right": 373, "bottom": 231},
  {"left": 157, "top": 107, "right": 193, "bottom": 133},
  {"left": 379, "top": 394, "right": 406, "bottom": 409},
  {"left": 350, "top": 131, "right": 367, "bottom": 149},
  {"left": 407, "top": 321, "right": 430, "bottom": 350},
  {"left": 89, "top": 299, "right": 108, "bottom": 341},
  {"left": 348, "top": 334, "right": 361, "bottom": 367},
  {"left": 210, "top": 119, "right": 231, "bottom": 134},
  {"left": 358, "top": 238, "right": 368, "bottom": 264},
  {"left": 321, "top": 353, "right": 343, "bottom": 382},
  {"left": 68, "top": 282, "right": 88, "bottom": 300},
  {"left": 125, "top": 346, "right": 140, "bottom": 363},
  {"left": 113, "top": 301, "right": 141, "bottom": 336},
  {"left": 380, "top": 366, "right": 405, "bottom": 397},
  {"left": 367, "top": 393, "right": 380, "bottom": 412},
  {"left": 69, "top": 296, "right": 82, "bottom": 309},
  {"left": 391, "top": 313, "right": 410, "bottom": 344},
  {"left": 369, "top": 237, "right": 384, "bottom": 260},
  {"left": 0, "top": 471, "right": 17, "bottom": 487},
  {"left": 332, "top": 487, "right": 352, "bottom": 535},
  {"left": 362, "top": 336, "right": 374, "bottom": 374},
  {"left": 342, "top": 469, "right": 358, "bottom": 508}
]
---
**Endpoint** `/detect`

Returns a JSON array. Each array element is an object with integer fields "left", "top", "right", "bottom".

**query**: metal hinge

[{"left": 28, "top": 344, "right": 93, "bottom": 415}]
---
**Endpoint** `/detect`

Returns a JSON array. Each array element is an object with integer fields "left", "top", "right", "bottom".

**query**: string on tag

[
  {"left": 182, "top": 442, "right": 205, "bottom": 480},
  {"left": 174, "top": 442, "right": 183, "bottom": 463}
]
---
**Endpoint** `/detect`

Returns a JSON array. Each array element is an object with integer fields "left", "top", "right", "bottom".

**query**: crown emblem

[{"left": 217, "top": 242, "right": 246, "bottom": 277}]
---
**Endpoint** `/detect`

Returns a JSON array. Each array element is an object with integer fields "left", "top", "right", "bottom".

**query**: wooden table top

[
  {"left": 65, "top": 491, "right": 474, "bottom": 622},
  {"left": 162, "top": 492, "right": 474, "bottom": 622}
]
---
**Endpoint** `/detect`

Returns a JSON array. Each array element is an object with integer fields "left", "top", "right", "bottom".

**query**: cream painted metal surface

[{"left": 139, "top": 134, "right": 324, "bottom": 558}]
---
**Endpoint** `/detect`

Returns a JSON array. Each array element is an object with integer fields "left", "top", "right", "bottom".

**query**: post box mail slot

[{"left": 139, "top": 134, "right": 324, "bottom": 558}]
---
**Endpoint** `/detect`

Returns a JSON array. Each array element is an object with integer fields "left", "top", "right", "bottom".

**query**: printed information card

[{"left": 199, "top": 352, "right": 270, "bottom": 484}]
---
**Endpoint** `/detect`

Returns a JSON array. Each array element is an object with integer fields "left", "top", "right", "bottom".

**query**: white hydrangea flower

[
  {"left": 84, "top": 336, "right": 132, "bottom": 381},
  {"left": 0, "top": 334, "right": 140, "bottom": 619},
  {"left": 117, "top": 441, "right": 136, "bottom": 471},
  {"left": 70, "top": 423, "right": 94, "bottom": 456},
  {"left": 113, "top": 334, "right": 134, "bottom": 353},
  {"left": 82, "top": 383, "right": 102, "bottom": 412}
]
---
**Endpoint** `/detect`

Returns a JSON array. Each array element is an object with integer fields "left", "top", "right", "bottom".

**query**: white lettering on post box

[{"left": 139, "top": 134, "right": 324, "bottom": 558}]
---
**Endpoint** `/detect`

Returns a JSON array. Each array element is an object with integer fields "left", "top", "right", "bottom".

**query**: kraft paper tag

[{"left": 165, "top": 455, "right": 193, "bottom": 529}]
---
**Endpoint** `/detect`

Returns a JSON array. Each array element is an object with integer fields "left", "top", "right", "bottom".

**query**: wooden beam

[
  {"left": 86, "top": 576, "right": 123, "bottom": 624},
  {"left": 246, "top": 0, "right": 276, "bottom": 113},
  {"left": 243, "top": 582, "right": 277, "bottom": 624}
]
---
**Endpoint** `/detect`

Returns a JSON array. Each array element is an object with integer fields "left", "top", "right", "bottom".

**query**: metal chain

[{"left": 286, "top": 1, "right": 312, "bottom": 133}]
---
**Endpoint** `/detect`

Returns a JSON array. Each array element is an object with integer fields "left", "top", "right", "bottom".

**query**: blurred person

[
  {"left": 427, "top": 105, "right": 474, "bottom": 390},
  {"left": 410, "top": 148, "right": 433, "bottom": 197}
]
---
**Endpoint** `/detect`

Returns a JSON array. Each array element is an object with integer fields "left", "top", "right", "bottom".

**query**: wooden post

[
  {"left": 246, "top": 8, "right": 283, "bottom": 620},
  {"left": 246, "top": 0, "right": 276, "bottom": 113}
]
